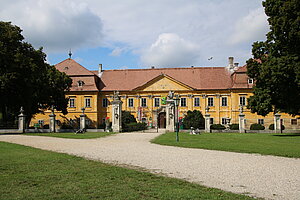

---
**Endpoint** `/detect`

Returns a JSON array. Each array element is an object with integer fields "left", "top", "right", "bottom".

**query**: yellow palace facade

[{"left": 31, "top": 57, "right": 299, "bottom": 130}]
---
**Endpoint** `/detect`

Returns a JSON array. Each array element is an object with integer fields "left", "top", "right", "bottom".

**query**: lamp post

[{"left": 174, "top": 96, "right": 180, "bottom": 142}]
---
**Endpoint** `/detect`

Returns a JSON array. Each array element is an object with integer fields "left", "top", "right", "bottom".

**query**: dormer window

[
  {"left": 64, "top": 66, "right": 69, "bottom": 70},
  {"left": 77, "top": 80, "right": 85, "bottom": 87},
  {"left": 248, "top": 78, "right": 254, "bottom": 84}
]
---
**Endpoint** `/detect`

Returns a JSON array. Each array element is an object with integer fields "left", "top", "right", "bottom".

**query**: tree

[
  {"left": 182, "top": 110, "right": 204, "bottom": 129},
  {"left": 0, "top": 21, "right": 72, "bottom": 124},
  {"left": 246, "top": 0, "right": 300, "bottom": 116}
]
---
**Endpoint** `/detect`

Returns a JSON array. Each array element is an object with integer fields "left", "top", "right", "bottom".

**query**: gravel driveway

[{"left": 1, "top": 132, "right": 299, "bottom": 200}]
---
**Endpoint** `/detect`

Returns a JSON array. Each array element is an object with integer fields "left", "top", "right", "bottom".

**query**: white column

[
  {"left": 205, "top": 114, "right": 211, "bottom": 133},
  {"left": 274, "top": 113, "right": 281, "bottom": 133},
  {"left": 49, "top": 113, "right": 56, "bottom": 133},
  {"left": 18, "top": 107, "right": 26, "bottom": 133},
  {"left": 239, "top": 113, "right": 245, "bottom": 133},
  {"left": 111, "top": 100, "right": 123, "bottom": 132},
  {"left": 166, "top": 104, "right": 175, "bottom": 132}
]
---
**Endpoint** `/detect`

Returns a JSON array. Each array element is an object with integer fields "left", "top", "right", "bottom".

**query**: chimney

[
  {"left": 234, "top": 63, "right": 239, "bottom": 67},
  {"left": 98, "top": 64, "right": 103, "bottom": 77},
  {"left": 228, "top": 57, "right": 234, "bottom": 67}
]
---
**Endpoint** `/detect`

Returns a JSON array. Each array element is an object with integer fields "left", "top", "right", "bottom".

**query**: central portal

[{"left": 158, "top": 112, "right": 166, "bottom": 128}]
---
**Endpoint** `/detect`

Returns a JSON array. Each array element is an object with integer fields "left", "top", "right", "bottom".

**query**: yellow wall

[{"left": 31, "top": 76, "right": 299, "bottom": 129}]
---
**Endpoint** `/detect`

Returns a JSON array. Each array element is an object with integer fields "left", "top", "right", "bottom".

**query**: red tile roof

[
  {"left": 56, "top": 58, "right": 95, "bottom": 76},
  {"left": 99, "top": 67, "right": 233, "bottom": 91},
  {"left": 55, "top": 59, "right": 99, "bottom": 91}
]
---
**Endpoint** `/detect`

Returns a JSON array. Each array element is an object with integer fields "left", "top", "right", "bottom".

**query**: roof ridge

[{"left": 100, "top": 66, "right": 226, "bottom": 72}]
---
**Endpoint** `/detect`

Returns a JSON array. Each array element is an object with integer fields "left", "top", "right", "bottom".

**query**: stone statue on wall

[
  {"left": 167, "top": 91, "right": 174, "bottom": 100},
  {"left": 113, "top": 91, "right": 120, "bottom": 101}
]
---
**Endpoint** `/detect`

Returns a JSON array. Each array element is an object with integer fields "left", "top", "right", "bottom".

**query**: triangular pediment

[{"left": 134, "top": 74, "right": 194, "bottom": 91}]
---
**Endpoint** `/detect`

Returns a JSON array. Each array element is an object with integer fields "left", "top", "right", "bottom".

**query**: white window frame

[
  {"left": 85, "top": 98, "right": 91, "bottom": 108},
  {"left": 248, "top": 78, "right": 254, "bottom": 84},
  {"left": 239, "top": 96, "right": 246, "bottom": 106},
  {"left": 69, "top": 98, "right": 75, "bottom": 108},
  {"left": 154, "top": 98, "right": 160, "bottom": 107},
  {"left": 194, "top": 97, "right": 200, "bottom": 107},
  {"left": 38, "top": 120, "right": 44, "bottom": 126},
  {"left": 102, "top": 98, "right": 108, "bottom": 107},
  {"left": 128, "top": 98, "right": 134, "bottom": 107},
  {"left": 221, "top": 97, "right": 227, "bottom": 107},
  {"left": 141, "top": 98, "right": 147, "bottom": 107},
  {"left": 208, "top": 97, "right": 214, "bottom": 107},
  {"left": 291, "top": 119, "right": 297, "bottom": 125},
  {"left": 221, "top": 118, "right": 227, "bottom": 125},
  {"left": 258, "top": 119, "right": 264, "bottom": 125},
  {"left": 180, "top": 98, "right": 187, "bottom": 107}
]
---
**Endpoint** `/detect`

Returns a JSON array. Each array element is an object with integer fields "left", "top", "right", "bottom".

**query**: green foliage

[
  {"left": 123, "top": 122, "right": 147, "bottom": 132},
  {"left": 182, "top": 110, "right": 204, "bottom": 129},
  {"left": 269, "top": 123, "right": 285, "bottom": 130},
  {"left": 246, "top": 0, "right": 300, "bottom": 116},
  {"left": 122, "top": 111, "right": 137, "bottom": 125},
  {"left": 152, "top": 132, "right": 300, "bottom": 158},
  {"left": 229, "top": 124, "right": 239, "bottom": 130},
  {"left": 0, "top": 21, "right": 72, "bottom": 123},
  {"left": 210, "top": 124, "right": 226, "bottom": 130},
  {"left": 24, "top": 132, "right": 116, "bottom": 139},
  {"left": 0, "top": 142, "right": 254, "bottom": 200},
  {"left": 250, "top": 123, "right": 265, "bottom": 130}
]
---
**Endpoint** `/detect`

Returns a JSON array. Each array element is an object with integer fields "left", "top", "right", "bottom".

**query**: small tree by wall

[{"left": 183, "top": 110, "right": 205, "bottom": 129}]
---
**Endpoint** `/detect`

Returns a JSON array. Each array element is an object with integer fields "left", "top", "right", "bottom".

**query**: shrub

[
  {"left": 60, "top": 122, "right": 73, "bottom": 129},
  {"left": 269, "top": 123, "right": 285, "bottom": 130},
  {"left": 43, "top": 124, "right": 49, "bottom": 129},
  {"left": 250, "top": 123, "right": 265, "bottom": 130},
  {"left": 122, "top": 111, "right": 137, "bottom": 125},
  {"left": 182, "top": 110, "right": 205, "bottom": 129},
  {"left": 123, "top": 122, "right": 147, "bottom": 132},
  {"left": 210, "top": 124, "right": 226, "bottom": 130},
  {"left": 229, "top": 124, "right": 239, "bottom": 130}
]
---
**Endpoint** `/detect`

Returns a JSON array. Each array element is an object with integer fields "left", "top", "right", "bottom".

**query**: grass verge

[
  {"left": 0, "top": 142, "right": 254, "bottom": 200},
  {"left": 151, "top": 132, "right": 300, "bottom": 158},
  {"left": 23, "top": 132, "right": 116, "bottom": 139}
]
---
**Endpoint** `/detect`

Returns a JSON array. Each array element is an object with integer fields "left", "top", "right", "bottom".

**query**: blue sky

[{"left": 1, "top": 0, "right": 269, "bottom": 71}]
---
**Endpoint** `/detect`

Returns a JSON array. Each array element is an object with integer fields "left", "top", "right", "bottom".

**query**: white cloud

[
  {"left": 141, "top": 33, "right": 200, "bottom": 68},
  {"left": 0, "top": 0, "right": 103, "bottom": 53},
  {"left": 1, "top": 0, "right": 269, "bottom": 67},
  {"left": 229, "top": 7, "right": 269, "bottom": 45},
  {"left": 109, "top": 47, "right": 124, "bottom": 57}
]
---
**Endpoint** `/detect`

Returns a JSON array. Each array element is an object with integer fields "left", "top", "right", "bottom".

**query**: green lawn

[
  {"left": 152, "top": 132, "right": 300, "bottom": 158},
  {"left": 0, "top": 142, "right": 254, "bottom": 200},
  {"left": 24, "top": 132, "right": 116, "bottom": 139}
]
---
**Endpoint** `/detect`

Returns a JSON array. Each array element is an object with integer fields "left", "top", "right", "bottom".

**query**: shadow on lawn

[{"left": 273, "top": 134, "right": 300, "bottom": 137}]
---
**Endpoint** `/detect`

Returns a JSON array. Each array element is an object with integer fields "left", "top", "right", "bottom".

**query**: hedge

[
  {"left": 210, "top": 124, "right": 226, "bottom": 130},
  {"left": 269, "top": 123, "right": 285, "bottom": 130},
  {"left": 250, "top": 123, "right": 265, "bottom": 130},
  {"left": 229, "top": 124, "right": 239, "bottom": 130},
  {"left": 123, "top": 122, "right": 147, "bottom": 132}
]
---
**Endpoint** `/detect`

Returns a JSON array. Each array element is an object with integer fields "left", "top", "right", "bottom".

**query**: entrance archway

[{"left": 158, "top": 112, "right": 166, "bottom": 128}]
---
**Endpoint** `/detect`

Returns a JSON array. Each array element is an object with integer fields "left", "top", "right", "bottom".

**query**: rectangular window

[
  {"left": 128, "top": 98, "right": 134, "bottom": 107},
  {"left": 291, "top": 119, "right": 297, "bottom": 125},
  {"left": 69, "top": 98, "right": 75, "bottom": 108},
  {"left": 221, "top": 97, "right": 227, "bottom": 106},
  {"left": 194, "top": 97, "right": 200, "bottom": 107},
  {"left": 210, "top": 118, "right": 214, "bottom": 125},
  {"left": 141, "top": 98, "right": 147, "bottom": 107},
  {"left": 258, "top": 119, "right": 264, "bottom": 125},
  {"left": 38, "top": 120, "right": 44, "bottom": 126},
  {"left": 180, "top": 98, "right": 187, "bottom": 107},
  {"left": 154, "top": 98, "right": 160, "bottom": 107},
  {"left": 248, "top": 78, "right": 254, "bottom": 84},
  {"left": 208, "top": 97, "right": 214, "bottom": 107},
  {"left": 221, "top": 118, "right": 227, "bottom": 125},
  {"left": 102, "top": 98, "right": 108, "bottom": 107},
  {"left": 239, "top": 96, "right": 246, "bottom": 106},
  {"left": 85, "top": 98, "right": 91, "bottom": 108}
]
